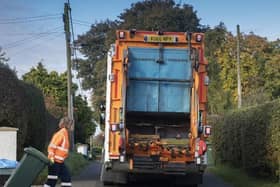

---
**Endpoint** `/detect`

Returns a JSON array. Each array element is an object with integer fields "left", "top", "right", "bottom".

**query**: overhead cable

[{"left": 0, "top": 16, "right": 61, "bottom": 24}]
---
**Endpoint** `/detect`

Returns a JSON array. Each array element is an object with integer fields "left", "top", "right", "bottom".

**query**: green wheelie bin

[{"left": 4, "top": 147, "right": 50, "bottom": 187}]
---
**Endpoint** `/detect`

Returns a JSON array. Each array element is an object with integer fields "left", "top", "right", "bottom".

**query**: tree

[
  {"left": 205, "top": 23, "right": 233, "bottom": 113},
  {"left": 23, "top": 63, "right": 72, "bottom": 107},
  {"left": 0, "top": 65, "right": 47, "bottom": 158},
  {"left": 74, "top": 95, "right": 95, "bottom": 143},
  {"left": 239, "top": 33, "right": 270, "bottom": 106},
  {"left": 23, "top": 63, "right": 96, "bottom": 141},
  {"left": 264, "top": 40, "right": 280, "bottom": 99},
  {"left": 0, "top": 47, "right": 10, "bottom": 68},
  {"left": 119, "top": 0, "right": 203, "bottom": 32},
  {"left": 75, "top": 0, "right": 204, "bottom": 119},
  {"left": 75, "top": 20, "right": 117, "bottom": 118}
]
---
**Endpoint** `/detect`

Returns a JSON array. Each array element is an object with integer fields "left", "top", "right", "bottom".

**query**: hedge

[
  {"left": 0, "top": 66, "right": 56, "bottom": 158},
  {"left": 211, "top": 99, "right": 280, "bottom": 180}
]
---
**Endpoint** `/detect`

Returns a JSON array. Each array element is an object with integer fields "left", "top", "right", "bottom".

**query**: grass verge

[
  {"left": 34, "top": 152, "right": 89, "bottom": 185},
  {"left": 208, "top": 164, "right": 279, "bottom": 187}
]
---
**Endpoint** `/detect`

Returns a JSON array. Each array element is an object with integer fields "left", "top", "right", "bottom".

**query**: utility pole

[
  {"left": 63, "top": 2, "right": 75, "bottom": 150},
  {"left": 236, "top": 24, "right": 242, "bottom": 108}
]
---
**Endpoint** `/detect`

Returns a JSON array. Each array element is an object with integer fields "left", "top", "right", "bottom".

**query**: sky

[{"left": 0, "top": 0, "right": 279, "bottom": 78}]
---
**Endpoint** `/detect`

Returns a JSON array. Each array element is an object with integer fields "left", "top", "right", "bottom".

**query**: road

[{"left": 71, "top": 161, "right": 233, "bottom": 187}]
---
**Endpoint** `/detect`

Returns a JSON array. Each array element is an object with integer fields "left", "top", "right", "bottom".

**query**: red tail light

[{"left": 198, "top": 140, "right": 207, "bottom": 156}]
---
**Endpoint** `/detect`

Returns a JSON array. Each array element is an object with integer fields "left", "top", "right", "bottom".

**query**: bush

[
  {"left": 0, "top": 66, "right": 60, "bottom": 158},
  {"left": 211, "top": 99, "right": 280, "bottom": 181}
]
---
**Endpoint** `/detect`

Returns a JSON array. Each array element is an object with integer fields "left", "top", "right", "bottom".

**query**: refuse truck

[{"left": 100, "top": 30, "right": 211, "bottom": 186}]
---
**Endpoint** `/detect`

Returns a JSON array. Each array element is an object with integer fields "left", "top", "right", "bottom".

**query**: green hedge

[
  {"left": 211, "top": 99, "right": 280, "bottom": 180},
  {"left": 0, "top": 66, "right": 55, "bottom": 158}
]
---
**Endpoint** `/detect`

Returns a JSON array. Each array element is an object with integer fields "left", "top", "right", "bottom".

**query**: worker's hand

[{"left": 49, "top": 157, "right": 54, "bottom": 165}]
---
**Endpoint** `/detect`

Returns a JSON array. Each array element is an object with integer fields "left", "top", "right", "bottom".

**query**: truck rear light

[
  {"left": 198, "top": 140, "right": 207, "bottom": 156},
  {"left": 119, "top": 31, "right": 125, "bottom": 39},
  {"left": 196, "top": 34, "right": 203, "bottom": 42},
  {"left": 111, "top": 124, "right": 118, "bottom": 131},
  {"left": 129, "top": 29, "right": 136, "bottom": 38},
  {"left": 204, "top": 126, "right": 211, "bottom": 136}
]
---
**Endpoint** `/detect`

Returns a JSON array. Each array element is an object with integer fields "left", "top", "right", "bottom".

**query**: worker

[{"left": 44, "top": 117, "right": 73, "bottom": 187}]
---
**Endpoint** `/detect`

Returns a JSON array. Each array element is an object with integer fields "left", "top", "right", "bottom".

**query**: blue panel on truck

[
  {"left": 127, "top": 47, "right": 191, "bottom": 113},
  {"left": 159, "top": 82, "right": 190, "bottom": 112},
  {"left": 128, "top": 48, "right": 159, "bottom": 79},
  {"left": 160, "top": 48, "right": 191, "bottom": 80},
  {"left": 126, "top": 80, "right": 158, "bottom": 112}
]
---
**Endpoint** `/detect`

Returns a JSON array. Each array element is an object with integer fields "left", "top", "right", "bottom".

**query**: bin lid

[
  {"left": 0, "top": 127, "right": 18, "bottom": 131},
  {"left": 24, "top": 147, "right": 50, "bottom": 164}
]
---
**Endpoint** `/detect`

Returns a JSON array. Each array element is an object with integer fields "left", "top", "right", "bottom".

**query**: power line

[
  {"left": 72, "top": 21, "right": 92, "bottom": 27},
  {"left": 0, "top": 13, "right": 61, "bottom": 21},
  {"left": 2, "top": 26, "right": 64, "bottom": 49},
  {"left": 0, "top": 16, "right": 61, "bottom": 24},
  {"left": 4, "top": 31, "right": 64, "bottom": 49},
  {"left": 10, "top": 32, "right": 64, "bottom": 57},
  {"left": 0, "top": 32, "right": 63, "bottom": 36},
  {"left": 72, "top": 19, "right": 92, "bottom": 25}
]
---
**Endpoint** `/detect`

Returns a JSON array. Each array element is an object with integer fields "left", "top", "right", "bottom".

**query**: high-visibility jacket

[{"left": 48, "top": 128, "right": 70, "bottom": 163}]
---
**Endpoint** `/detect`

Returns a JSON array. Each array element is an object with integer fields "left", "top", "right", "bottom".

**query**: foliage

[
  {"left": 208, "top": 164, "right": 280, "bottom": 187},
  {"left": 22, "top": 62, "right": 72, "bottom": 107},
  {"left": 205, "top": 23, "right": 234, "bottom": 114},
  {"left": 205, "top": 25, "right": 279, "bottom": 111},
  {"left": 22, "top": 63, "right": 96, "bottom": 143},
  {"left": 75, "top": 0, "right": 204, "bottom": 119},
  {"left": 211, "top": 100, "right": 280, "bottom": 181},
  {"left": 21, "top": 83, "right": 48, "bottom": 150},
  {"left": 0, "top": 47, "right": 9, "bottom": 65},
  {"left": 264, "top": 40, "right": 280, "bottom": 99},
  {"left": 119, "top": 0, "right": 203, "bottom": 31},
  {"left": 0, "top": 66, "right": 47, "bottom": 158},
  {"left": 74, "top": 95, "right": 95, "bottom": 143},
  {"left": 65, "top": 152, "right": 89, "bottom": 175}
]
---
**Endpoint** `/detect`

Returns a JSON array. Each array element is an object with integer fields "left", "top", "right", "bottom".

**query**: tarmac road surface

[{"left": 70, "top": 161, "right": 233, "bottom": 187}]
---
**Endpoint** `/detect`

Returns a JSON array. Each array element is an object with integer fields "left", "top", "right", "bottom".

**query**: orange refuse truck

[{"left": 100, "top": 30, "right": 211, "bottom": 186}]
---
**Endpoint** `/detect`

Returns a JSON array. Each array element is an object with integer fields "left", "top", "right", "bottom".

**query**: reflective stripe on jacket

[{"left": 48, "top": 128, "right": 69, "bottom": 163}]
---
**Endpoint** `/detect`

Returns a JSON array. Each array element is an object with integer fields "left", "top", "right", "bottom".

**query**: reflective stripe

[
  {"left": 57, "top": 146, "right": 68, "bottom": 152},
  {"left": 61, "top": 182, "right": 72, "bottom": 186},
  {"left": 54, "top": 155, "right": 64, "bottom": 161},
  {"left": 47, "top": 175, "right": 58, "bottom": 179},
  {"left": 62, "top": 135, "right": 66, "bottom": 148},
  {"left": 49, "top": 144, "right": 68, "bottom": 152},
  {"left": 49, "top": 144, "right": 57, "bottom": 149}
]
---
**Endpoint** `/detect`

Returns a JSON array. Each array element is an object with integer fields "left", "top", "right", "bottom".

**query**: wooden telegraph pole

[
  {"left": 236, "top": 24, "right": 242, "bottom": 108},
  {"left": 63, "top": 2, "right": 75, "bottom": 150}
]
